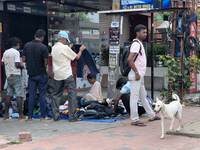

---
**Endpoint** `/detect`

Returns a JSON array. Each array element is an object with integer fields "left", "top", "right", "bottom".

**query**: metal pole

[{"left": 151, "top": 13, "right": 154, "bottom": 100}]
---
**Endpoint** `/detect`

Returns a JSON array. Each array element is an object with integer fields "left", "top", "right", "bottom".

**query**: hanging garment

[{"left": 72, "top": 44, "right": 99, "bottom": 77}]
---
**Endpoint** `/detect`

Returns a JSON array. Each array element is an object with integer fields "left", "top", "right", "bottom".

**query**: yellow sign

[
  {"left": 0, "top": 23, "right": 2, "bottom": 33},
  {"left": 112, "top": 2, "right": 120, "bottom": 10}
]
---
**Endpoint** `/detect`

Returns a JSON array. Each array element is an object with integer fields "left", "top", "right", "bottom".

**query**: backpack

[{"left": 120, "top": 40, "right": 142, "bottom": 76}]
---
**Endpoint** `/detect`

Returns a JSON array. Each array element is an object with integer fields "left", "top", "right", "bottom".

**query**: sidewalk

[
  {"left": 0, "top": 89, "right": 200, "bottom": 149},
  {"left": 0, "top": 106, "right": 200, "bottom": 150}
]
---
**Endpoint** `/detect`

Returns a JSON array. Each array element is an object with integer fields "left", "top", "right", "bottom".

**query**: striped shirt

[
  {"left": 120, "top": 81, "right": 130, "bottom": 94},
  {"left": 119, "top": 81, "right": 153, "bottom": 106}
]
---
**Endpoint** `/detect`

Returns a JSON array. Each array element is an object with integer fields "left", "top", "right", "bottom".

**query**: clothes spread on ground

[
  {"left": 79, "top": 101, "right": 117, "bottom": 119},
  {"left": 72, "top": 44, "right": 99, "bottom": 77}
]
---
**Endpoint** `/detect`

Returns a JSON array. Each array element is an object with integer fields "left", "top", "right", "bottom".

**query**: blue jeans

[{"left": 28, "top": 74, "right": 48, "bottom": 119}]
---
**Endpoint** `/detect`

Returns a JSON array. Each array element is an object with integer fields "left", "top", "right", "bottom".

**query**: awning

[{"left": 97, "top": 8, "right": 150, "bottom": 14}]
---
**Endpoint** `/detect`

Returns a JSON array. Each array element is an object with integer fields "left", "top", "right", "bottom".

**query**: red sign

[{"left": 188, "top": 2, "right": 198, "bottom": 93}]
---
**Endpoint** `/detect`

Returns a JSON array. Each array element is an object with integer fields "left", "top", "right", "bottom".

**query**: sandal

[
  {"left": 26, "top": 118, "right": 33, "bottom": 122},
  {"left": 131, "top": 122, "right": 147, "bottom": 127},
  {"left": 69, "top": 118, "right": 82, "bottom": 122},
  {"left": 19, "top": 116, "right": 27, "bottom": 121},
  {"left": 40, "top": 116, "right": 52, "bottom": 121},
  {"left": 148, "top": 116, "right": 161, "bottom": 121},
  {"left": 3, "top": 116, "right": 12, "bottom": 121}
]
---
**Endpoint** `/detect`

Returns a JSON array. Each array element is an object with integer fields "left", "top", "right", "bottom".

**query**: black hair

[
  {"left": 35, "top": 29, "right": 46, "bottom": 38},
  {"left": 134, "top": 24, "right": 147, "bottom": 35},
  {"left": 116, "top": 78, "right": 127, "bottom": 89},
  {"left": 87, "top": 73, "right": 96, "bottom": 80},
  {"left": 9, "top": 37, "right": 21, "bottom": 47}
]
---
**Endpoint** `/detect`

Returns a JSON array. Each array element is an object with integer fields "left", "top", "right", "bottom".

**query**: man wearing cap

[
  {"left": 23, "top": 29, "right": 50, "bottom": 122},
  {"left": 51, "top": 31, "right": 86, "bottom": 122}
]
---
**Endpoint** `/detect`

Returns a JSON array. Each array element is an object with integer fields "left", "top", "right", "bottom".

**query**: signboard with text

[
  {"left": 109, "top": 27, "right": 119, "bottom": 45},
  {"left": 121, "top": 0, "right": 171, "bottom": 10},
  {"left": 189, "top": 2, "right": 198, "bottom": 94}
]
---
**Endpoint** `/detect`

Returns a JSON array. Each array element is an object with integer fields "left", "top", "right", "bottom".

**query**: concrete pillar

[{"left": 107, "top": 0, "right": 121, "bottom": 98}]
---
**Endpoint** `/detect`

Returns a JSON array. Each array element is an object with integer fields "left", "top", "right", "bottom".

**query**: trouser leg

[
  {"left": 28, "top": 77, "right": 37, "bottom": 119},
  {"left": 139, "top": 77, "right": 155, "bottom": 119},
  {"left": 51, "top": 80, "right": 64, "bottom": 121},
  {"left": 38, "top": 75, "right": 48, "bottom": 118},
  {"left": 121, "top": 94, "right": 130, "bottom": 114},
  {"left": 65, "top": 76, "right": 77, "bottom": 120},
  {"left": 130, "top": 79, "right": 141, "bottom": 122}
]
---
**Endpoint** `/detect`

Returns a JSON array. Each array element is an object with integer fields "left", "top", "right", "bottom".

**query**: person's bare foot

[
  {"left": 18, "top": 116, "right": 27, "bottom": 121},
  {"left": 3, "top": 115, "right": 12, "bottom": 121}
]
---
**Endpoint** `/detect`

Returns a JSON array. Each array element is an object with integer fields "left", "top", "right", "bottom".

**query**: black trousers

[{"left": 121, "top": 94, "right": 146, "bottom": 116}]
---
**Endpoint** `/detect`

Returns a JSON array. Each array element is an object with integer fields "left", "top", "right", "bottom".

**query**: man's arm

[
  {"left": 1, "top": 62, "right": 4, "bottom": 66},
  {"left": 75, "top": 45, "right": 86, "bottom": 60},
  {"left": 127, "top": 52, "right": 140, "bottom": 81},
  {"left": 44, "top": 58, "right": 48, "bottom": 66},
  {"left": 113, "top": 93, "right": 124, "bottom": 111},
  {"left": 15, "top": 62, "right": 24, "bottom": 69},
  {"left": 22, "top": 56, "right": 26, "bottom": 62}
]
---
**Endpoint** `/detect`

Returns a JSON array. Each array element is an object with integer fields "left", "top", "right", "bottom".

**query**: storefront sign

[
  {"left": 16, "top": 6, "right": 23, "bottom": 12},
  {"left": 31, "top": 8, "right": 38, "bottom": 14},
  {"left": 121, "top": 0, "right": 171, "bottom": 10},
  {"left": 109, "top": 45, "right": 120, "bottom": 54},
  {"left": 189, "top": 2, "right": 198, "bottom": 94},
  {"left": 23, "top": 7, "right": 31, "bottom": 13},
  {"left": 7, "top": 4, "right": 15, "bottom": 11},
  {"left": 102, "top": 38, "right": 108, "bottom": 42},
  {"left": 111, "top": 22, "right": 119, "bottom": 27},
  {"left": 109, "top": 27, "right": 120, "bottom": 45},
  {"left": 38, "top": 9, "right": 45, "bottom": 15}
]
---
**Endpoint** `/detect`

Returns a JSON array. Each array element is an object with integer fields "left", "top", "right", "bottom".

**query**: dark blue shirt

[{"left": 22, "top": 40, "right": 48, "bottom": 76}]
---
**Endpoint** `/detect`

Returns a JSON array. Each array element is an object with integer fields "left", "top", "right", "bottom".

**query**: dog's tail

[{"left": 172, "top": 93, "right": 180, "bottom": 102}]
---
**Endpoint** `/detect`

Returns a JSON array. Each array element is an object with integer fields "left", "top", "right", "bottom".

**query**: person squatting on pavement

[
  {"left": 23, "top": 29, "right": 50, "bottom": 122},
  {"left": 51, "top": 31, "right": 86, "bottom": 122},
  {"left": 127, "top": 24, "right": 160, "bottom": 126},
  {"left": 2, "top": 37, "right": 26, "bottom": 121},
  {"left": 110, "top": 78, "right": 146, "bottom": 116}
]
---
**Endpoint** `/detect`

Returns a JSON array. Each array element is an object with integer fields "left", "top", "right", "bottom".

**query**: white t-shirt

[
  {"left": 128, "top": 39, "right": 146, "bottom": 79},
  {"left": 2, "top": 48, "right": 21, "bottom": 78},
  {"left": 89, "top": 81, "right": 103, "bottom": 101},
  {"left": 51, "top": 42, "right": 77, "bottom": 80}
]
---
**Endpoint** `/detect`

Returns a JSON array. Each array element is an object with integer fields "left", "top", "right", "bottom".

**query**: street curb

[
  {"left": 166, "top": 119, "right": 200, "bottom": 139},
  {"left": 166, "top": 130, "right": 200, "bottom": 138}
]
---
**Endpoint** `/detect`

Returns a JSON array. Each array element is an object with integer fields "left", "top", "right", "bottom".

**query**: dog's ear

[
  {"left": 156, "top": 97, "right": 159, "bottom": 101},
  {"left": 162, "top": 98, "right": 166, "bottom": 103}
]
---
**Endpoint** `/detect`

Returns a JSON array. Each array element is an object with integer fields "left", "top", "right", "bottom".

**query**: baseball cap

[{"left": 58, "top": 31, "right": 70, "bottom": 43}]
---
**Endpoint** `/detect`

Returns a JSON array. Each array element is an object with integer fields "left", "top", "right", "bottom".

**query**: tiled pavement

[{"left": 1, "top": 106, "right": 200, "bottom": 150}]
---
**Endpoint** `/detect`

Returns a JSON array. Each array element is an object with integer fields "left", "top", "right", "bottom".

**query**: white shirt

[
  {"left": 51, "top": 42, "right": 77, "bottom": 80},
  {"left": 89, "top": 81, "right": 103, "bottom": 101},
  {"left": 2, "top": 48, "right": 21, "bottom": 78},
  {"left": 128, "top": 39, "right": 146, "bottom": 79}
]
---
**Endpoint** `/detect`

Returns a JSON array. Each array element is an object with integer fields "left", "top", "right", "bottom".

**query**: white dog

[{"left": 154, "top": 93, "right": 184, "bottom": 139}]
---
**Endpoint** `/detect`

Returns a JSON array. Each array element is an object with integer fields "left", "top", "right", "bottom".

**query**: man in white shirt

[
  {"left": 51, "top": 31, "right": 86, "bottom": 122},
  {"left": 1, "top": 37, "right": 26, "bottom": 121},
  {"left": 127, "top": 25, "right": 160, "bottom": 127}
]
